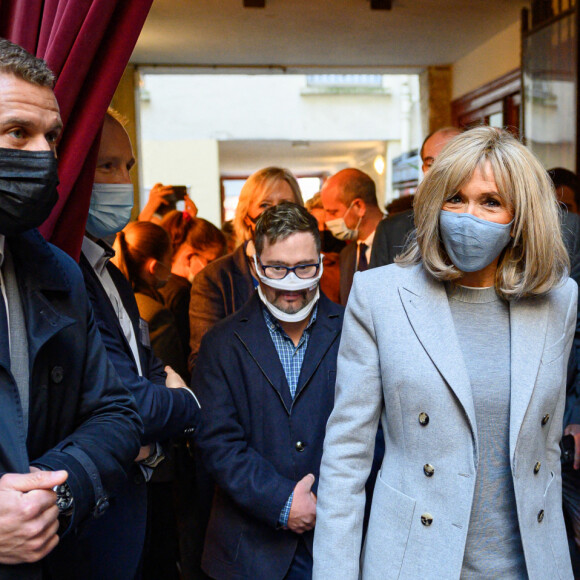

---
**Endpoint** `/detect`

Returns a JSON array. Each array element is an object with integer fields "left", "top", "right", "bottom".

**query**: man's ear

[{"left": 354, "top": 198, "right": 366, "bottom": 217}]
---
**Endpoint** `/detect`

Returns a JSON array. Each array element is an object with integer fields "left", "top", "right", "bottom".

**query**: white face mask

[
  {"left": 86, "top": 183, "right": 134, "bottom": 239},
  {"left": 325, "top": 202, "right": 361, "bottom": 241},
  {"left": 253, "top": 254, "right": 323, "bottom": 322}
]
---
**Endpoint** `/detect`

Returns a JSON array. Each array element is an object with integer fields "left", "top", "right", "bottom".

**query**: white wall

[
  {"left": 452, "top": 20, "right": 521, "bottom": 100},
  {"left": 140, "top": 139, "right": 222, "bottom": 226}
]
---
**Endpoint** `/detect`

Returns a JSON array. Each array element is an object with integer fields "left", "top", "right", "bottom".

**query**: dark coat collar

[{"left": 234, "top": 292, "right": 343, "bottom": 414}]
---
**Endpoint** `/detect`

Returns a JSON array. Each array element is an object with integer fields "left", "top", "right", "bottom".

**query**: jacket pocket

[{"left": 361, "top": 474, "right": 416, "bottom": 579}]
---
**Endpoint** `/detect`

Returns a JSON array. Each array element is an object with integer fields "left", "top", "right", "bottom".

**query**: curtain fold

[{"left": 0, "top": 0, "right": 153, "bottom": 259}]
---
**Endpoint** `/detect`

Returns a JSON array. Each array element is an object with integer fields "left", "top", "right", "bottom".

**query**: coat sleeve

[
  {"left": 188, "top": 267, "right": 227, "bottom": 371},
  {"left": 191, "top": 331, "right": 296, "bottom": 529},
  {"left": 84, "top": 275, "right": 200, "bottom": 445},
  {"left": 313, "top": 273, "right": 384, "bottom": 580},
  {"left": 31, "top": 292, "right": 143, "bottom": 532}
]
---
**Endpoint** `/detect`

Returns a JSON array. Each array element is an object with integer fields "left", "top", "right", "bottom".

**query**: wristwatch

[{"left": 54, "top": 482, "right": 74, "bottom": 516}]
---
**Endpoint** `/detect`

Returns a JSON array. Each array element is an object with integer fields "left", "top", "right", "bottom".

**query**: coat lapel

[
  {"left": 508, "top": 295, "right": 549, "bottom": 461},
  {"left": 399, "top": 267, "right": 478, "bottom": 446},
  {"left": 294, "top": 296, "right": 342, "bottom": 402},
  {"left": 235, "top": 294, "right": 293, "bottom": 414}
]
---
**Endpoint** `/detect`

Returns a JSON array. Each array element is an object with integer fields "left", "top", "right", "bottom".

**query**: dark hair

[
  {"left": 0, "top": 38, "right": 55, "bottom": 88},
  {"left": 112, "top": 221, "right": 171, "bottom": 291},
  {"left": 254, "top": 202, "right": 320, "bottom": 255},
  {"left": 160, "top": 210, "right": 226, "bottom": 258},
  {"left": 185, "top": 218, "right": 226, "bottom": 255},
  {"left": 548, "top": 167, "right": 580, "bottom": 208}
]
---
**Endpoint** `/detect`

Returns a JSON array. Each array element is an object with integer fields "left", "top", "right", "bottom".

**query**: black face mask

[{"left": 0, "top": 147, "right": 59, "bottom": 236}]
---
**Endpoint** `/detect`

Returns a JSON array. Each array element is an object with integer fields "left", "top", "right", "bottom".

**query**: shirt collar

[
  {"left": 358, "top": 229, "right": 375, "bottom": 248},
  {"left": 82, "top": 236, "right": 115, "bottom": 276}
]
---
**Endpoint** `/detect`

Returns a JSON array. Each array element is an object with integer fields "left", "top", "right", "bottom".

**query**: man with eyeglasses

[{"left": 191, "top": 201, "right": 344, "bottom": 580}]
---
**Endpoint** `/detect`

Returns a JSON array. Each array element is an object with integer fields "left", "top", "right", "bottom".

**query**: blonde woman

[
  {"left": 189, "top": 167, "right": 303, "bottom": 368},
  {"left": 313, "top": 127, "right": 575, "bottom": 579}
]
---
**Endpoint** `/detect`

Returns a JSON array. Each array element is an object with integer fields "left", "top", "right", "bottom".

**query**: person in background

[
  {"left": 76, "top": 109, "right": 201, "bottom": 580},
  {"left": 550, "top": 167, "right": 580, "bottom": 214},
  {"left": 0, "top": 38, "right": 143, "bottom": 577},
  {"left": 138, "top": 183, "right": 198, "bottom": 224},
  {"left": 112, "top": 221, "right": 188, "bottom": 381},
  {"left": 370, "top": 127, "right": 462, "bottom": 269},
  {"left": 188, "top": 166, "right": 303, "bottom": 370},
  {"left": 305, "top": 192, "right": 344, "bottom": 304},
  {"left": 314, "top": 127, "right": 576, "bottom": 579},
  {"left": 221, "top": 220, "right": 237, "bottom": 254},
  {"left": 320, "top": 168, "right": 384, "bottom": 306},
  {"left": 192, "top": 202, "right": 343, "bottom": 579},
  {"left": 160, "top": 210, "right": 226, "bottom": 372}
]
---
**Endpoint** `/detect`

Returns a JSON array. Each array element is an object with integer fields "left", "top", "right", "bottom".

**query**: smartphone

[{"left": 560, "top": 434, "right": 575, "bottom": 469}]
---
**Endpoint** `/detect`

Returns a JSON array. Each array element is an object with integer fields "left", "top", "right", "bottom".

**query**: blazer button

[
  {"left": 418, "top": 412, "right": 429, "bottom": 426},
  {"left": 295, "top": 441, "right": 305, "bottom": 452},
  {"left": 183, "top": 427, "right": 196, "bottom": 436},
  {"left": 533, "top": 461, "right": 541, "bottom": 474},
  {"left": 541, "top": 414, "right": 550, "bottom": 426},
  {"left": 50, "top": 366, "right": 64, "bottom": 384},
  {"left": 421, "top": 513, "right": 433, "bottom": 526},
  {"left": 423, "top": 464, "right": 435, "bottom": 477},
  {"left": 537, "top": 509, "right": 545, "bottom": 523}
]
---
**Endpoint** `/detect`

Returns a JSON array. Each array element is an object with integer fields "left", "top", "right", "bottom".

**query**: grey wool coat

[{"left": 313, "top": 263, "right": 576, "bottom": 580}]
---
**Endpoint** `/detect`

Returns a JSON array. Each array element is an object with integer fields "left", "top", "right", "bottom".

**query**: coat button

[
  {"left": 50, "top": 366, "right": 64, "bottom": 384},
  {"left": 421, "top": 513, "right": 433, "bottom": 526},
  {"left": 541, "top": 414, "right": 550, "bottom": 426},
  {"left": 533, "top": 462, "right": 541, "bottom": 474},
  {"left": 423, "top": 464, "right": 435, "bottom": 477},
  {"left": 183, "top": 427, "right": 196, "bottom": 436},
  {"left": 295, "top": 441, "right": 305, "bottom": 452},
  {"left": 418, "top": 412, "right": 429, "bottom": 426},
  {"left": 537, "top": 509, "right": 544, "bottom": 523}
]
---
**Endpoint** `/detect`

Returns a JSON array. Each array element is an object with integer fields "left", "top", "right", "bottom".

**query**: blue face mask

[
  {"left": 86, "top": 183, "right": 134, "bottom": 239},
  {"left": 439, "top": 210, "right": 513, "bottom": 273}
]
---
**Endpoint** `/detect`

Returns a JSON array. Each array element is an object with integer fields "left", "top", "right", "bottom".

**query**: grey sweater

[{"left": 447, "top": 284, "right": 527, "bottom": 579}]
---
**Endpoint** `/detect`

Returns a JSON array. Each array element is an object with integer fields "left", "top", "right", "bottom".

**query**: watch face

[{"left": 55, "top": 483, "right": 74, "bottom": 514}]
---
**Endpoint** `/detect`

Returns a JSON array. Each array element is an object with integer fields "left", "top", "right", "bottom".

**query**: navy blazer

[
  {"left": 0, "top": 230, "right": 142, "bottom": 579},
  {"left": 79, "top": 251, "right": 200, "bottom": 444},
  {"left": 62, "top": 250, "right": 200, "bottom": 580},
  {"left": 192, "top": 291, "right": 343, "bottom": 580}
]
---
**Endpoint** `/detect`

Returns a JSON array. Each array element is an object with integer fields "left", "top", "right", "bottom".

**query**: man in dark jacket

[
  {"left": 67, "top": 110, "right": 201, "bottom": 579},
  {"left": 0, "top": 38, "right": 142, "bottom": 577},
  {"left": 192, "top": 202, "right": 343, "bottom": 579}
]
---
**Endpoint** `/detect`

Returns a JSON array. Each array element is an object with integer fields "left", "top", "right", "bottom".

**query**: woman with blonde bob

[
  {"left": 189, "top": 166, "right": 303, "bottom": 368},
  {"left": 314, "top": 127, "right": 576, "bottom": 579}
]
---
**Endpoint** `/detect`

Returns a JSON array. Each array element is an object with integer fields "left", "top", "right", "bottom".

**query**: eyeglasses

[{"left": 257, "top": 257, "right": 321, "bottom": 280}]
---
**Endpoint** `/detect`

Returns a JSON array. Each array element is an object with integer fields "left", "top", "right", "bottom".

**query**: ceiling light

[{"left": 374, "top": 155, "right": 385, "bottom": 175}]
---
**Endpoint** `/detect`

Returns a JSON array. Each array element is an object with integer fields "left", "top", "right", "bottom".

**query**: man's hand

[
  {"left": 165, "top": 366, "right": 187, "bottom": 389},
  {"left": 135, "top": 445, "right": 154, "bottom": 462},
  {"left": 286, "top": 474, "right": 317, "bottom": 534},
  {"left": 564, "top": 424, "right": 580, "bottom": 469},
  {"left": 0, "top": 470, "right": 68, "bottom": 564}
]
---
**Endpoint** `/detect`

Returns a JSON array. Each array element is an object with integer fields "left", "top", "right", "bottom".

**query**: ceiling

[{"left": 133, "top": 0, "right": 528, "bottom": 70}]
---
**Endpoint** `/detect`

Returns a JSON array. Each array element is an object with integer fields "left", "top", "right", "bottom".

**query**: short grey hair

[
  {"left": 0, "top": 38, "right": 55, "bottom": 88},
  {"left": 254, "top": 202, "right": 320, "bottom": 256}
]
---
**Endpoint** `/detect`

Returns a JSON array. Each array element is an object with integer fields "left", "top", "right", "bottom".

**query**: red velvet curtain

[{"left": 0, "top": 0, "right": 153, "bottom": 259}]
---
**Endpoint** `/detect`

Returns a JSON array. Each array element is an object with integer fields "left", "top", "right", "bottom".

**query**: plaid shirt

[{"left": 261, "top": 303, "right": 318, "bottom": 527}]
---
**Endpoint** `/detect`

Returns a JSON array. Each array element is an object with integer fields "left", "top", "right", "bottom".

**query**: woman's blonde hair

[
  {"left": 233, "top": 167, "right": 303, "bottom": 245},
  {"left": 396, "top": 126, "right": 569, "bottom": 300}
]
